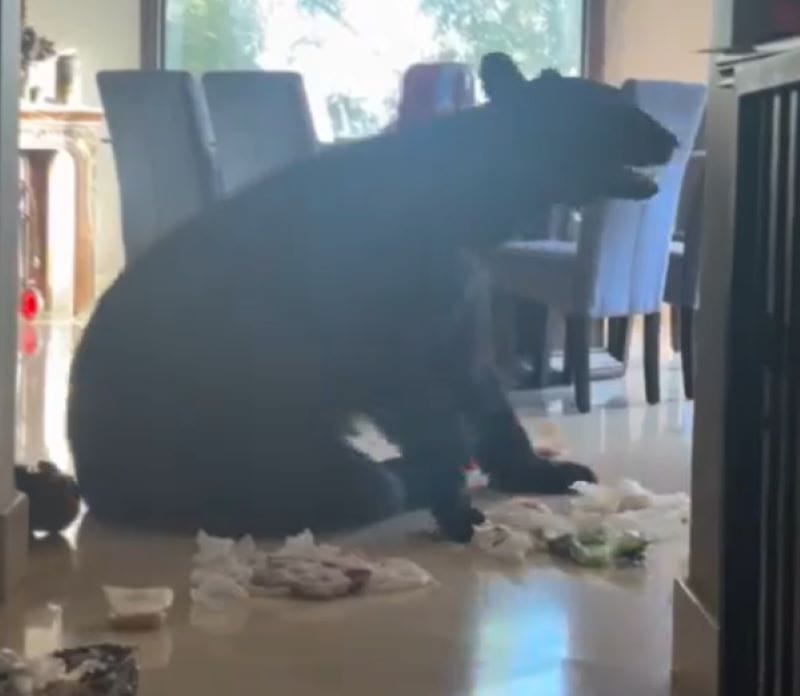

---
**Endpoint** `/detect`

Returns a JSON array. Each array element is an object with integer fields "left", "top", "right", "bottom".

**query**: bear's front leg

[
  {"left": 439, "top": 252, "right": 596, "bottom": 493},
  {"left": 367, "top": 388, "right": 484, "bottom": 542}
]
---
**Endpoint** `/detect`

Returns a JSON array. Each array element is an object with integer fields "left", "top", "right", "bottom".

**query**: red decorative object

[
  {"left": 19, "top": 323, "right": 39, "bottom": 356},
  {"left": 19, "top": 286, "right": 42, "bottom": 321}
]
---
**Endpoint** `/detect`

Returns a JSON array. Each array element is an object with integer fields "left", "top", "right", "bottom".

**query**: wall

[
  {"left": 603, "top": 0, "right": 714, "bottom": 84},
  {"left": 27, "top": 0, "right": 140, "bottom": 294},
  {"left": 0, "top": 2, "right": 19, "bottom": 514}
]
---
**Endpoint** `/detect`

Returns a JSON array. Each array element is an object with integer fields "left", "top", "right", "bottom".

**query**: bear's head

[{"left": 479, "top": 52, "right": 678, "bottom": 205}]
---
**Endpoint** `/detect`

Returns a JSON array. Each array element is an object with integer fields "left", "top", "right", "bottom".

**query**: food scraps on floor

[
  {"left": 190, "top": 530, "right": 436, "bottom": 607},
  {"left": 0, "top": 644, "right": 137, "bottom": 696},
  {"left": 474, "top": 479, "right": 689, "bottom": 568}
]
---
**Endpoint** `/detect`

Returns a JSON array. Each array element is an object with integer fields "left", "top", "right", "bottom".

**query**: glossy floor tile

[{"left": 2, "top": 320, "right": 694, "bottom": 695}]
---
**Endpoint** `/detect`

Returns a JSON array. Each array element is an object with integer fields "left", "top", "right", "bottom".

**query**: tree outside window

[{"left": 166, "top": 0, "right": 583, "bottom": 140}]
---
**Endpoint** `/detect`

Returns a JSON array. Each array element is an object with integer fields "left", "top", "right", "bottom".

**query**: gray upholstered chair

[
  {"left": 202, "top": 71, "right": 319, "bottom": 194},
  {"left": 97, "top": 71, "right": 220, "bottom": 263},
  {"left": 665, "top": 149, "right": 706, "bottom": 400},
  {"left": 489, "top": 80, "right": 707, "bottom": 413}
]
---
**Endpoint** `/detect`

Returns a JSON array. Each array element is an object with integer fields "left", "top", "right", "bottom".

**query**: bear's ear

[
  {"left": 539, "top": 68, "right": 562, "bottom": 80},
  {"left": 479, "top": 53, "right": 526, "bottom": 102}
]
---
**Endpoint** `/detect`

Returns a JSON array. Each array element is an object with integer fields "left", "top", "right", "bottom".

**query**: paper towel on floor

[{"left": 190, "top": 530, "right": 435, "bottom": 607}]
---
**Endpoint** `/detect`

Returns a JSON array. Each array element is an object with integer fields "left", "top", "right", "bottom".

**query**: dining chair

[
  {"left": 202, "top": 71, "right": 319, "bottom": 194},
  {"left": 488, "top": 80, "right": 707, "bottom": 413},
  {"left": 97, "top": 70, "right": 220, "bottom": 263},
  {"left": 665, "top": 149, "right": 707, "bottom": 400},
  {"left": 395, "top": 62, "right": 476, "bottom": 128}
]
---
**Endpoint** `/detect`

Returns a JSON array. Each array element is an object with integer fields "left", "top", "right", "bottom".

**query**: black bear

[{"left": 68, "top": 54, "right": 677, "bottom": 541}]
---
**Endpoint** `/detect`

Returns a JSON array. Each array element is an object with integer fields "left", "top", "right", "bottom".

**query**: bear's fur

[{"left": 68, "top": 56, "right": 677, "bottom": 541}]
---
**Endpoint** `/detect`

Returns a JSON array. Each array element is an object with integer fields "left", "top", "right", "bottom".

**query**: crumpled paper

[
  {"left": 368, "top": 558, "right": 439, "bottom": 594},
  {"left": 472, "top": 523, "right": 535, "bottom": 562},
  {"left": 570, "top": 479, "right": 689, "bottom": 515},
  {"left": 190, "top": 529, "right": 435, "bottom": 607},
  {"left": 474, "top": 479, "right": 689, "bottom": 566}
]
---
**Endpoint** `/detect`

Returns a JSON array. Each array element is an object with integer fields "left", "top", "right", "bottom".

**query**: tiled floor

[{"left": 1, "top": 320, "right": 693, "bottom": 695}]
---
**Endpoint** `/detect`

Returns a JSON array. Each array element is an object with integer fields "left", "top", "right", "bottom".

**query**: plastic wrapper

[
  {"left": 475, "top": 478, "right": 687, "bottom": 569},
  {"left": 571, "top": 539, "right": 610, "bottom": 567},
  {"left": 548, "top": 526, "right": 649, "bottom": 568},
  {"left": 233, "top": 535, "right": 262, "bottom": 565},
  {"left": 0, "top": 649, "right": 27, "bottom": 677},
  {"left": 484, "top": 498, "right": 552, "bottom": 529},
  {"left": 483, "top": 498, "right": 574, "bottom": 543},
  {"left": 570, "top": 479, "right": 689, "bottom": 522},
  {"left": 193, "top": 531, "right": 235, "bottom": 565},
  {"left": 103, "top": 586, "right": 174, "bottom": 631},
  {"left": 193, "top": 531, "right": 253, "bottom": 586},
  {"left": 0, "top": 645, "right": 138, "bottom": 696},
  {"left": 25, "top": 656, "right": 65, "bottom": 692},
  {"left": 472, "top": 523, "right": 534, "bottom": 562},
  {"left": 269, "top": 529, "right": 343, "bottom": 562},
  {"left": 605, "top": 505, "right": 690, "bottom": 543},
  {"left": 570, "top": 481, "right": 624, "bottom": 513},
  {"left": 190, "top": 572, "right": 249, "bottom": 610},
  {"left": 614, "top": 531, "right": 649, "bottom": 564},
  {"left": 616, "top": 479, "right": 655, "bottom": 511}
]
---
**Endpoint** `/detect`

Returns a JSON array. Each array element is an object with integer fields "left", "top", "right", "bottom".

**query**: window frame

[
  {"left": 143, "top": 0, "right": 599, "bottom": 77},
  {"left": 140, "top": 0, "right": 166, "bottom": 69}
]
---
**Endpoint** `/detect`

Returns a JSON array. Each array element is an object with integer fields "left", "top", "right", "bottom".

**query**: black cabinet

[{"left": 714, "top": 45, "right": 800, "bottom": 696}]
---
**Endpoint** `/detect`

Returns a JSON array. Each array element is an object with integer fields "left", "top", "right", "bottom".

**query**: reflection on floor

[{"left": 3, "top": 321, "right": 693, "bottom": 695}]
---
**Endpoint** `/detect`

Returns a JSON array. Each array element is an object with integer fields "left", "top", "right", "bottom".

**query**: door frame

[{"left": 0, "top": 0, "right": 28, "bottom": 603}]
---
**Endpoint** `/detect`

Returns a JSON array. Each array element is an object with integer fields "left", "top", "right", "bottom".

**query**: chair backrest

[
  {"left": 97, "top": 70, "right": 219, "bottom": 263},
  {"left": 673, "top": 149, "right": 707, "bottom": 307},
  {"left": 202, "top": 71, "right": 318, "bottom": 194},
  {"left": 396, "top": 62, "right": 476, "bottom": 129},
  {"left": 576, "top": 80, "right": 708, "bottom": 317}
]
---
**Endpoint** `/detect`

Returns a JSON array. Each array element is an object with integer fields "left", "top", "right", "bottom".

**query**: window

[{"left": 164, "top": 0, "right": 584, "bottom": 141}]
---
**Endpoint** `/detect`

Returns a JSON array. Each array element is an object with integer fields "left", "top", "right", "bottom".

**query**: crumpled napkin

[{"left": 190, "top": 529, "right": 435, "bottom": 607}]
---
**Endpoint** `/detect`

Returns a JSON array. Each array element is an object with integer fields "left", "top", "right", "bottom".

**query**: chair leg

[
  {"left": 680, "top": 307, "right": 695, "bottom": 400},
  {"left": 644, "top": 312, "right": 661, "bottom": 405},
  {"left": 608, "top": 316, "right": 632, "bottom": 363},
  {"left": 491, "top": 290, "right": 517, "bottom": 387},
  {"left": 567, "top": 316, "right": 591, "bottom": 413},
  {"left": 670, "top": 304, "right": 681, "bottom": 353},
  {"left": 529, "top": 303, "right": 551, "bottom": 388},
  {"left": 562, "top": 316, "right": 574, "bottom": 383},
  {"left": 608, "top": 316, "right": 630, "bottom": 362}
]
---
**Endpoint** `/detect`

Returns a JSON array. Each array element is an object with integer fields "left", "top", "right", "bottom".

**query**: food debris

[
  {"left": 474, "top": 479, "right": 688, "bottom": 568},
  {"left": 472, "top": 523, "right": 534, "bottom": 562},
  {"left": 191, "top": 530, "right": 435, "bottom": 606},
  {"left": 0, "top": 644, "right": 136, "bottom": 696}
]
